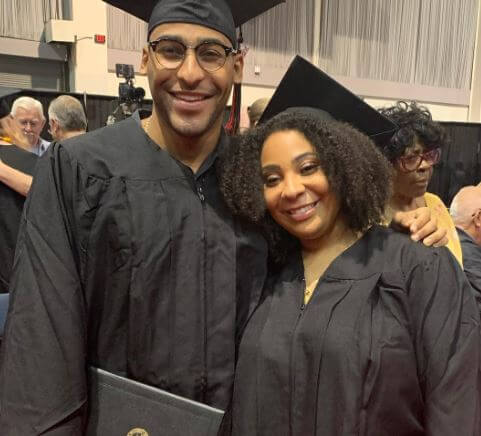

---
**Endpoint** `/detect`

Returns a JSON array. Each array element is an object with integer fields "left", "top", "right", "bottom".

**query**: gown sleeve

[
  {"left": 0, "top": 144, "right": 87, "bottom": 435},
  {"left": 460, "top": 237, "right": 481, "bottom": 316},
  {"left": 407, "top": 248, "right": 481, "bottom": 435}
]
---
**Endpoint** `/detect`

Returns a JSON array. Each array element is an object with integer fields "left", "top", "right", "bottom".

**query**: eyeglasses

[
  {"left": 148, "top": 38, "right": 239, "bottom": 72},
  {"left": 18, "top": 119, "right": 41, "bottom": 129},
  {"left": 397, "top": 148, "right": 441, "bottom": 172}
]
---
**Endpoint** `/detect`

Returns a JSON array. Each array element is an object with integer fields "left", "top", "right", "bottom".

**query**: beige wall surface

[
  {"left": 68, "top": 0, "right": 109, "bottom": 95},
  {"left": 236, "top": 85, "right": 275, "bottom": 107},
  {"left": 469, "top": 0, "right": 481, "bottom": 121},
  {"left": 1, "top": 0, "right": 479, "bottom": 123}
]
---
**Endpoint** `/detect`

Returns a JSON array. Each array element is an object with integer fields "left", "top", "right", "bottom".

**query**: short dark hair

[
  {"left": 219, "top": 112, "right": 392, "bottom": 262},
  {"left": 378, "top": 101, "right": 448, "bottom": 161}
]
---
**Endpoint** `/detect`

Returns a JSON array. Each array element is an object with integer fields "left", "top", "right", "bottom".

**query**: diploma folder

[{"left": 86, "top": 367, "right": 224, "bottom": 436}]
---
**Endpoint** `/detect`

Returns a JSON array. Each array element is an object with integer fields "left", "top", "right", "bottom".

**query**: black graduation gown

[
  {"left": 0, "top": 144, "right": 37, "bottom": 293},
  {"left": 232, "top": 225, "right": 481, "bottom": 436},
  {"left": 0, "top": 117, "right": 267, "bottom": 435},
  {"left": 457, "top": 228, "right": 481, "bottom": 314}
]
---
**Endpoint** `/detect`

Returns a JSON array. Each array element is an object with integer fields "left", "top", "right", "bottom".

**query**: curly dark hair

[
  {"left": 219, "top": 112, "right": 393, "bottom": 263},
  {"left": 378, "top": 101, "right": 448, "bottom": 161}
]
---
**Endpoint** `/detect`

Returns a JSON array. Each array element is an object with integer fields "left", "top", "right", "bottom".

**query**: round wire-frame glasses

[{"left": 148, "top": 38, "right": 239, "bottom": 72}]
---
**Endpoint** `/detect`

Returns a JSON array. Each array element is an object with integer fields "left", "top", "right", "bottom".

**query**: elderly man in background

[
  {"left": 0, "top": 90, "right": 38, "bottom": 197},
  {"left": 451, "top": 185, "right": 481, "bottom": 309},
  {"left": 48, "top": 95, "right": 87, "bottom": 141},
  {"left": 0, "top": 89, "right": 37, "bottom": 309},
  {"left": 11, "top": 96, "right": 49, "bottom": 155}
]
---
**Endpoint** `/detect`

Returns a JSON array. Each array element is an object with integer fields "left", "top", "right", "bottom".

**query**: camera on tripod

[
  {"left": 107, "top": 64, "right": 147, "bottom": 125},
  {"left": 115, "top": 64, "right": 145, "bottom": 104}
]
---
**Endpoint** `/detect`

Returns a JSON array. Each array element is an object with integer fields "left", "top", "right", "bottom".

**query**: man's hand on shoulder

[{"left": 392, "top": 207, "right": 448, "bottom": 247}]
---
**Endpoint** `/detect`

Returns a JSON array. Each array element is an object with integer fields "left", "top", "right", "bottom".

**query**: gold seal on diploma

[{"left": 127, "top": 428, "right": 149, "bottom": 436}]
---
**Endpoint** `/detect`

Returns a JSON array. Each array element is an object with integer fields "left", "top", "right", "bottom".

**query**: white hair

[
  {"left": 11, "top": 96, "right": 45, "bottom": 120},
  {"left": 48, "top": 95, "right": 87, "bottom": 131},
  {"left": 450, "top": 185, "right": 481, "bottom": 227}
]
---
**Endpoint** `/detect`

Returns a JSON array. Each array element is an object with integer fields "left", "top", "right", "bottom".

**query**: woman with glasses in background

[{"left": 379, "top": 101, "right": 463, "bottom": 265}]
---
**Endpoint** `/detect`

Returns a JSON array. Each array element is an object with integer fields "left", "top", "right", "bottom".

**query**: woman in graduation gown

[{"left": 220, "top": 110, "right": 481, "bottom": 435}]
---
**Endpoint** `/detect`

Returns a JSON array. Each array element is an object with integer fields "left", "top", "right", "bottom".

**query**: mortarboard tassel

[
  {"left": 225, "top": 27, "right": 244, "bottom": 136},
  {"left": 225, "top": 82, "right": 241, "bottom": 135}
]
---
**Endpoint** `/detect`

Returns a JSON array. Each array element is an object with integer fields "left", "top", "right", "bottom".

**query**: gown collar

[
  {"left": 279, "top": 226, "right": 392, "bottom": 283},
  {"left": 129, "top": 111, "right": 227, "bottom": 180}
]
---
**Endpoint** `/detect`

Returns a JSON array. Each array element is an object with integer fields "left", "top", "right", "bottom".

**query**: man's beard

[
  {"left": 24, "top": 132, "right": 37, "bottom": 147},
  {"left": 156, "top": 99, "right": 224, "bottom": 139}
]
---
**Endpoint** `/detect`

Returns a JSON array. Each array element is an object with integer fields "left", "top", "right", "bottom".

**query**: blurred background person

[
  {"left": 48, "top": 95, "right": 87, "bottom": 141},
  {"left": 247, "top": 97, "right": 269, "bottom": 128},
  {"left": 450, "top": 185, "right": 481, "bottom": 309},
  {"left": 0, "top": 89, "right": 37, "bottom": 198},
  {"left": 0, "top": 89, "right": 37, "bottom": 338},
  {"left": 379, "top": 101, "right": 463, "bottom": 265},
  {"left": 11, "top": 96, "right": 49, "bottom": 156},
  {"left": 0, "top": 116, "right": 34, "bottom": 197}
]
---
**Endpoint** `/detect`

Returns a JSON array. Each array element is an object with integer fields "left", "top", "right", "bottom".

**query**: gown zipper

[
  {"left": 289, "top": 279, "right": 307, "bottom": 435},
  {"left": 196, "top": 181, "right": 208, "bottom": 401}
]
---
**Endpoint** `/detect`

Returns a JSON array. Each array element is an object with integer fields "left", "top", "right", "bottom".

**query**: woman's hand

[{"left": 392, "top": 207, "right": 448, "bottom": 247}]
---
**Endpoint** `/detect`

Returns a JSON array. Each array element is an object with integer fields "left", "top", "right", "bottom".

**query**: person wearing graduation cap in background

[
  {"left": 220, "top": 56, "right": 481, "bottom": 435},
  {"left": 0, "top": 1, "right": 284, "bottom": 434},
  {"left": 0, "top": 89, "right": 37, "bottom": 297}
]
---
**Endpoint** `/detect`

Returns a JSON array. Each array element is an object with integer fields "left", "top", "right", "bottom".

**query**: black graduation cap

[
  {"left": 0, "top": 87, "right": 21, "bottom": 119},
  {"left": 259, "top": 56, "right": 397, "bottom": 147},
  {"left": 103, "top": 0, "right": 285, "bottom": 46}
]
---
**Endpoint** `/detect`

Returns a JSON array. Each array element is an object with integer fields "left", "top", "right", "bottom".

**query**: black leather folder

[{"left": 86, "top": 367, "right": 224, "bottom": 436}]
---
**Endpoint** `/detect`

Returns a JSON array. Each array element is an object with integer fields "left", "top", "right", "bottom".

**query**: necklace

[
  {"left": 304, "top": 277, "right": 320, "bottom": 304},
  {"left": 302, "top": 228, "right": 362, "bottom": 305}
]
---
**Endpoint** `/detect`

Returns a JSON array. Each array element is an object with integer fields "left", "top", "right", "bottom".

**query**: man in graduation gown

[{"left": 0, "top": 1, "right": 275, "bottom": 434}]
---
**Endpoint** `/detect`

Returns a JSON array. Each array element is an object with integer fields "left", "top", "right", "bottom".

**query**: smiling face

[
  {"left": 392, "top": 140, "right": 434, "bottom": 199},
  {"left": 261, "top": 130, "right": 342, "bottom": 247},
  {"left": 141, "top": 22, "right": 243, "bottom": 139}
]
